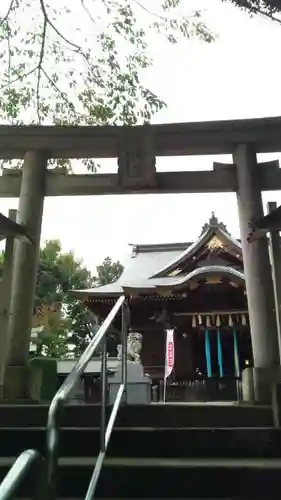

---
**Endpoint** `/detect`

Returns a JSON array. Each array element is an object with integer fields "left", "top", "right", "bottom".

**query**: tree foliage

[
  {"left": 224, "top": 0, "right": 281, "bottom": 22},
  {"left": 0, "top": 0, "right": 214, "bottom": 169},
  {"left": 33, "top": 242, "right": 123, "bottom": 356},
  {"left": 68, "top": 256, "right": 124, "bottom": 355},
  {"left": 33, "top": 312, "right": 71, "bottom": 358},
  {"left": 35, "top": 239, "right": 93, "bottom": 311},
  {"left": 94, "top": 256, "right": 123, "bottom": 286},
  {"left": 0, "top": 239, "right": 123, "bottom": 356},
  {"left": 32, "top": 239, "right": 93, "bottom": 356}
]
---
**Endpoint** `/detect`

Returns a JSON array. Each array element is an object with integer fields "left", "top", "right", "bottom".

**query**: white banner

[{"left": 164, "top": 329, "right": 174, "bottom": 380}]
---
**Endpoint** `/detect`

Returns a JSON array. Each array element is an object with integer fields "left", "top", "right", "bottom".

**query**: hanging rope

[
  {"left": 204, "top": 328, "right": 212, "bottom": 378},
  {"left": 233, "top": 326, "right": 240, "bottom": 378},
  {"left": 241, "top": 314, "right": 247, "bottom": 326},
  {"left": 192, "top": 315, "right": 196, "bottom": 328},
  {"left": 216, "top": 314, "right": 221, "bottom": 327},
  {"left": 217, "top": 328, "right": 223, "bottom": 378}
]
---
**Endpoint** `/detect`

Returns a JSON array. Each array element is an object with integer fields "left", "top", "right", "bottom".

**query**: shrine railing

[
  {"left": 0, "top": 449, "right": 44, "bottom": 500},
  {"left": 159, "top": 377, "right": 242, "bottom": 403}
]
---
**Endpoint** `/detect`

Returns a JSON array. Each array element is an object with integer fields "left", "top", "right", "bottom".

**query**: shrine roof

[
  {"left": 75, "top": 264, "right": 245, "bottom": 300},
  {"left": 122, "top": 266, "right": 245, "bottom": 295},
  {"left": 73, "top": 214, "right": 244, "bottom": 300},
  {"left": 151, "top": 230, "right": 241, "bottom": 279},
  {"left": 74, "top": 246, "right": 185, "bottom": 298}
]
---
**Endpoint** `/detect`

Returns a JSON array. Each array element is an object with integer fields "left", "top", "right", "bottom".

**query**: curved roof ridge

[
  {"left": 150, "top": 227, "right": 211, "bottom": 278},
  {"left": 150, "top": 226, "right": 241, "bottom": 279},
  {"left": 176, "top": 265, "right": 245, "bottom": 284},
  {"left": 219, "top": 227, "right": 242, "bottom": 250},
  {"left": 130, "top": 241, "right": 192, "bottom": 254},
  {"left": 154, "top": 265, "right": 245, "bottom": 290}
]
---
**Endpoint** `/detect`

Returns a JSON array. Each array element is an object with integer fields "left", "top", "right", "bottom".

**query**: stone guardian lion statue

[{"left": 117, "top": 331, "right": 143, "bottom": 364}]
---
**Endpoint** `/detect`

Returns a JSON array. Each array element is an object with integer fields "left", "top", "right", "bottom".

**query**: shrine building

[{"left": 77, "top": 213, "right": 253, "bottom": 402}]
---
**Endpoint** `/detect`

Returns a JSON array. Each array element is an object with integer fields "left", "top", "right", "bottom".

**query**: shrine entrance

[
  {"left": 155, "top": 320, "right": 253, "bottom": 403},
  {"left": 192, "top": 326, "right": 253, "bottom": 379}
]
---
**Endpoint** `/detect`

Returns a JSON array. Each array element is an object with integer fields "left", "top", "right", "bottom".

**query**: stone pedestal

[
  {"left": 68, "top": 379, "right": 85, "bottom": 405},
  {"left": 242, "top": 368, "right": 255, "bottom": 402},
  {"left": 109, "top": 361, "right": 152, "bottom": 405},
  {"left": 242, "top": 366, "right": 281, "bottom": 403},
  {"left": 4, "top": 365, "right": 29, "bottom": 400},
  {"left": 272, "top": 382, "right": 281, "bottom": 427}
]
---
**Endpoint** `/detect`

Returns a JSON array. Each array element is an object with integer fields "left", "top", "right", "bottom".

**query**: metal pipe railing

[
  {"left": 85, "top": 383, "right": 125, "bottom": 500},
  {"left": 45, "top": 295, "right": 128, "bottom": 499},
  {"left": 0, "top": 449, "right": 44, "bottom": 500}
]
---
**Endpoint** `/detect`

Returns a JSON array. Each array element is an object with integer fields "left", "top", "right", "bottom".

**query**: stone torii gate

[{"left": 2, "top": 116, "right": 281, "bottom": 400}]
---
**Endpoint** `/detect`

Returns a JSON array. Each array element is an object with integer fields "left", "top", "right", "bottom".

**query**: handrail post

[
  {"left": 46, "top": 398, "right": 61, "bottom": 500},
  {"left": 121, "top": 300, "right": 128, "bottom": 404},
  {"left": 33, "top": 455, "right": 46, "bottom": 500},
  {"left": 100, "top": 337, "right": 107, "bottom": 452}
]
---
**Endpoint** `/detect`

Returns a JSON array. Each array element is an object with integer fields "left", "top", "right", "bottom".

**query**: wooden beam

[
  {"left": 0, "top": 212, "right": 30, "bottom": 242},
  {"left": 247, "top": 203, "right": 281, "bottom": 242},
  {"left": 1, "top": 115, "right": 281, "bottom": 158},
  {"left": 254, "top": 205, "right": 281, "bottom": 231}
]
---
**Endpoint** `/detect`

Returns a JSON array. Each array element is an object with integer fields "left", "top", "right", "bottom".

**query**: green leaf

[{"left": 0, "top": 0, "right": 215, "bottom": 171}]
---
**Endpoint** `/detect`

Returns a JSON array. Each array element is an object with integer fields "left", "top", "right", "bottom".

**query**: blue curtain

[
  {"left": 217, "top": 329, "right": 223, "bottom": 378},
  {"left": 204, "top": 329, "right": 212, "bottom": 378},
  {"left": 233, "top": 327, "right": 240, "bottom": 378}
]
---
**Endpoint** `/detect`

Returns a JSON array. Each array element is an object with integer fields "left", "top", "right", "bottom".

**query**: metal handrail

[
  {"left": 0, "top": 449, "right": 44, "bottom": 500},
  {"left": 46, "top": 294, "right": 128, "bottom": 499}
]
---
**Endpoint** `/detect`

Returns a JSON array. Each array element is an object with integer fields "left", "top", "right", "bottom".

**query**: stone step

[
  {"left": 2, "top": 457, "right": 281, "bottom": 498},
  {"left": 0, "top": 403, "right": 273, "bottom": 428},
  {"left": 1, "top": 426, "right": 281, "bottom": 459},
  {"left": 3, "top": 456, "right": 281, "bottom": 467}
]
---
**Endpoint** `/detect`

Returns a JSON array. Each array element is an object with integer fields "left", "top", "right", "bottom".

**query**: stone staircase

[{"left": 0, "top": 402, "right": 281, "bottom": 498}]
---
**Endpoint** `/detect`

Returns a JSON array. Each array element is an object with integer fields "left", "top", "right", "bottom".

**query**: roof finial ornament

[
  {"left": 209, "top": 211, "right": 219, "bottom": 227},
  {"left": 200, "top": 212, "right": 230, "bottom": 236}
]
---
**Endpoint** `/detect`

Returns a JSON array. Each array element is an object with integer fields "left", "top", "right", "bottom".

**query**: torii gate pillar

[
  {"left": 216, "top": 146, "right": 280, "bottom": 401},
  {"left": 5, "top": 151, "right": 47, "bottom": 399},
  {"left": 235, "top": 145, "right": 279, "bottom": 401}
]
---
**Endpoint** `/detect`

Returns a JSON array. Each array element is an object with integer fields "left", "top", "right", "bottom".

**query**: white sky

[{"left": 1, "top": 0, "right": 281, "bottom": 272}]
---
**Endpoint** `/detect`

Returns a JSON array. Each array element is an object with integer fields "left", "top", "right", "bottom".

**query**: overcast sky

[{"left": 1, "top": 0, "right": 281, "bottom": 273}]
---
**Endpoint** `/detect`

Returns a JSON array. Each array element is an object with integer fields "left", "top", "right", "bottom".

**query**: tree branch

[
  {"left": 41, "top": 67, "right": 86, "bottom": 121},
  {"left": 39, "top": 0, "right": 91, "bottom": 65},
  {"left": 0, "top": 0, "right": 15, "bottom": 28},
  {"left": 225, "top": 0, "right": 281, "bottom": 24},
  {"left": 255, "top": 6, "right": 281, "bottom": 23},
  {"left": 0, "top": 66, "right": 39, "bottom": 90},
  {"left": 80, "top": 0, "right": 96, "bottom": 24},
  {"left": 133, "top": 0, "right": 166, "bottom": 21},
  {"left": 1, "top": 1, "right": 14, "bottom": 84},
  {"left": 36, "top": 17, "right": 47, "bottom": 123},
  {"left": 6, "top": 21, "right": 11, "bottom": 85}
]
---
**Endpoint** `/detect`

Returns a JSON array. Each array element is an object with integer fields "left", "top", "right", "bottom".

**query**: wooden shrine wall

[{"left": 141, "top": 328, "right": 194, "bottom": 380}]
